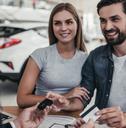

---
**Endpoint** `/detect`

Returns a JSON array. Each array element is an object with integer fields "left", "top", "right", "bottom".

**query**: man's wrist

[
  {"left": 9, "top": 121, "right": 17, "bottom": 128},
  {"left": 13, "top": 119, "right": 21, "bottom": 128}
]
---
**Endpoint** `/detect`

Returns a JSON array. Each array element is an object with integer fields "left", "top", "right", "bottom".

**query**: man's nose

[{"left": 105, "top": 21, "right": 113, "bottom": 31}]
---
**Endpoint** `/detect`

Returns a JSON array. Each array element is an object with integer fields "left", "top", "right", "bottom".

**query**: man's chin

[
  {"left": 105, "top": 32, "right": 126, "bottom": 46},
  {"left": 107, "top": 40, "right": 124, "bottom": 46}
]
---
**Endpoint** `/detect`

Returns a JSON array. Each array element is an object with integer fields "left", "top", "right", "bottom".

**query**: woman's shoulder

[{"left": 33, "top": 44, "right": 56, "bottom": 54}]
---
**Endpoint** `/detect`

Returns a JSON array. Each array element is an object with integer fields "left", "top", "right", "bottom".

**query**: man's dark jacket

[
  {"left": 0, "top": 123, "right": 12, "bottom": 128},
  {"left": 81, "top": 44, "right": 114, "bottom": 109}
]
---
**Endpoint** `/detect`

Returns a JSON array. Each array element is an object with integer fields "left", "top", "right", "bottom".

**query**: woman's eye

[
  {"left": 54, "top": 22, "right": 59, "bottom": 25},
  {"left": 66, "top": 21, "right": 73, "bottom": 25}
]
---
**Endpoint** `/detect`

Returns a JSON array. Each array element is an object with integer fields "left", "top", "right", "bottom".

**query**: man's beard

[{"left": 103, "top": 28, "right": 126, "bottom": 46}]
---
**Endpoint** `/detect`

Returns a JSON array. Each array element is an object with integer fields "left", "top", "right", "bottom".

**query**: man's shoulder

[{"left": 90, "top": 44, "right": 110, "bottom": 55}]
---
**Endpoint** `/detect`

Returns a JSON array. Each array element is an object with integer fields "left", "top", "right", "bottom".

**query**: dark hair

[
  {"left": 48, "top": 3, "right": 86, "bottom": 52},
  {"left": 97, "top": 0, "right": 126, "bottom": 14}
]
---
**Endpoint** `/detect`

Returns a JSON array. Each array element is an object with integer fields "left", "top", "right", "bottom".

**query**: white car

[
  {"left": 0, "top": 22, "right": 49, "bottom": 82},
  {"left": 0, "top": 6, "right": 50, "bottom": 82}
]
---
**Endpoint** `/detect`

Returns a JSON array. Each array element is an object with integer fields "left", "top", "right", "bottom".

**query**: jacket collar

[{"left": 102, "top": 44, "right": 113, "bottom": 61}]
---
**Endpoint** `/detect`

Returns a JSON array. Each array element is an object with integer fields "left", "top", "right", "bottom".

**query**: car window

[{"left": 0, "top": 27, "right": 26, "bottom": 37}]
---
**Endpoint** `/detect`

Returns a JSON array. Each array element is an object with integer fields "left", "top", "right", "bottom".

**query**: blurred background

[{"left": 0, "top": 0, "right": 105, "bottom": 106}]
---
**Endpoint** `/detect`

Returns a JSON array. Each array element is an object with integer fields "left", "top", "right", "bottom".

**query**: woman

[{"left": 17, "top": 3, "right": 89, "bottom": 108}]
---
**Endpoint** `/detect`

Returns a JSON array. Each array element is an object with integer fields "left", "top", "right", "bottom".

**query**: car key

[{"left": 37, "top": 99, "right": 53, "bottom": 111}]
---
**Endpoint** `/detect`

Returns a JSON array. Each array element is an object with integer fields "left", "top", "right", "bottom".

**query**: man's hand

[
  {"left": 13, "top": 104, "right": 50, "bottom": 128},
  {"left": 97, "top": 106, "right": 126, "bottom": 128},
  {"left": 74, "top": 118, "right": 94, "bottom": 128}
]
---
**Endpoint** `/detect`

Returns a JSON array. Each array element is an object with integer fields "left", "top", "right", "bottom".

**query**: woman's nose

[{"left": 61, "top": 23, "right": 67, "bottom": 31}]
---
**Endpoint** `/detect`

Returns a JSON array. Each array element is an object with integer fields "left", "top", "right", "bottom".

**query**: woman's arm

[{"left": 17, "top": 57, "right": 46, "bottom": 108}]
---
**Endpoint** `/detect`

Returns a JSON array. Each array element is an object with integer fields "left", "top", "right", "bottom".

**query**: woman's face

[{"left": 53, "top": 10, "right": 77, "bottom": 44}]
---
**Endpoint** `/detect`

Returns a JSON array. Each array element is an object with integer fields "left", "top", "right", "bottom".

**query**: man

[
  {"left": 47, "top": 0, "right": 126, "bottom": 127},
  {"left": 0, "top": 105, "right": 49, "bottom": 128},
  {"left": 80, "top": 0, "right": 126, "bottom": 127}
]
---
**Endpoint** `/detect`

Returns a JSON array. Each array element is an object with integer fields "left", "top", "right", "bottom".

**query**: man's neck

[{"left": 113, "top": 41, "right": 126, "bottom": 57}]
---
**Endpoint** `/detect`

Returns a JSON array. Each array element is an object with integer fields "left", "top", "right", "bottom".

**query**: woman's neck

[{"left": 56, "top": 42, "right": 76, "bottom": 59}]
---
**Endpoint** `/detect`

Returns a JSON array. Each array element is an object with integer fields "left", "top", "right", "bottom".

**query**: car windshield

[{"left": 0, "top": 26, "right": 25, "bottom": 37}]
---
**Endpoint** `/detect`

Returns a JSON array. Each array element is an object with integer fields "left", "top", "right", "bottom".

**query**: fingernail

[{"left": 95, "top": 111, "right": 100, "bottom": 115}]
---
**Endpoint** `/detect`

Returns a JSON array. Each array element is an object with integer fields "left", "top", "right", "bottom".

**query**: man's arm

[
  {"left": 80, "top": 51, "right": 96, "bottom": 107},
  {"left": 2, "top": 104, "right": 50, "bottom": 128}
]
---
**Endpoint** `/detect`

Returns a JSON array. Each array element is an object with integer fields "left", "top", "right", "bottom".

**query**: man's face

[{"left": 99, "top": 3, "right": 126, "bottom": 46}]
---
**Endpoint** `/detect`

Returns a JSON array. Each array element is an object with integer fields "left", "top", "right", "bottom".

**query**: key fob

[{"left": 37, "top": 99, "right": 53, "bottom": 111}]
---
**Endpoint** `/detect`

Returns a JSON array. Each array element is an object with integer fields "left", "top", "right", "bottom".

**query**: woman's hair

[
  {"left": 97, "top": 0, "right": 126, "bottom": 14},
  {"left": 48, "top": 3, "right": 86, "bottom": 51}
]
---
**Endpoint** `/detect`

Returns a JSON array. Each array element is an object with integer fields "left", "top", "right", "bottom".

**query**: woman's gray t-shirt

[{"left": 30, "top": 44, "right": 88, "bottom": 95}]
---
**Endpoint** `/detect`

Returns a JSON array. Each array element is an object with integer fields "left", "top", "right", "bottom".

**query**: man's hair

[{"left": 97, "top": 0, "right": 126, "bottom": 14}]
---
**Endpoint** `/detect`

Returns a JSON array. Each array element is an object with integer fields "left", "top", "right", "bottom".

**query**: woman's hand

[
  {"left": 64, "top": 87, "right": 90, "bottom": 101},
  {"left": 46, "top": 91, "right": 69, "bottom": 112}
]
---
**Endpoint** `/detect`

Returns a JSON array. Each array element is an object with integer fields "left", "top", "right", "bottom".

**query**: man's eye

[
  {"left": 100, "top": 18, "right": 106, "bottom": 24},
  {"left": 100, "top": 19, "right": 106, "bottom": 24},
  {"left": 112, "top": 18, "right": 120, "bottom": 22}
]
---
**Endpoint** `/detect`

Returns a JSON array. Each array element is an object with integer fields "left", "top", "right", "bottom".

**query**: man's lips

[{"left": 105, "top": 31, "right": 118, "bottom": 38}]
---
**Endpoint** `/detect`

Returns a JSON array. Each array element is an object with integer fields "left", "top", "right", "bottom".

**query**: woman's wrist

[{"left": 122, "top": 113, "right": 126, "bottom": 128}]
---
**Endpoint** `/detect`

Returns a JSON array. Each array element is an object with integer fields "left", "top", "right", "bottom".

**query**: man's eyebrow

[
  {"left": 110, "top": 15, "right": 120, "bottom": 19},
  {"left": 99, "top": 15, "right": 120, "bottom": 20}
]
